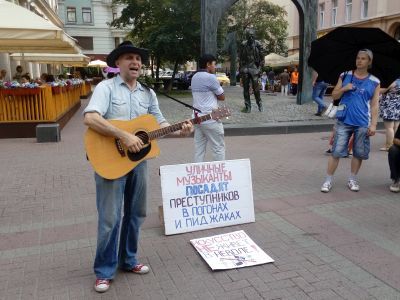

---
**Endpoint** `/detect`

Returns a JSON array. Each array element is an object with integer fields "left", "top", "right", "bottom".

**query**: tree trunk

[
  {"left": 165, "top": 60, "right": 179, "bottom": 93},
  {"left": 150, "top": 55, "right": 154, "bottom": 78},
  {"left": 155, "top": 56, "right": 161, "bottom": 81},
  {"left": 154, "top": 56, "right": 162, "bottom": 91}
]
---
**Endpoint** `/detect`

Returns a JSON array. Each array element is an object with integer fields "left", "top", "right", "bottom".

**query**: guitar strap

[
  {"left": 139, "top": 81, "right": 202, "bottom": 113},
  {"left": 193, "top": 111, "right": 202, "bottom": 124}
]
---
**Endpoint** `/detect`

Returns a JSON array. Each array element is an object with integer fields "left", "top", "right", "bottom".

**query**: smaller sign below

[{"left": 190, "top": 230, "right": 274, "bottom": 270}]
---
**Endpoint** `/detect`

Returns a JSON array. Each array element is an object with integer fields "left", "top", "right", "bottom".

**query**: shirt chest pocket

[
  {"left": 110, "top": 98, "right": 128, "bottom": 118},
  {"left": 137, "top": 99, "right": 150, "bottom": 115}
]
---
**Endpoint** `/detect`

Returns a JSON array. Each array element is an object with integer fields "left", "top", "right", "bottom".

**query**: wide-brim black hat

[{"left": 107, "top": 41, "right": 149, "bottom": 67}]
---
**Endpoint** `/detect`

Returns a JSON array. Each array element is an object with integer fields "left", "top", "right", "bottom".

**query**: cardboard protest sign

[
  {"left": 190, "top": 230, "right": 274, "bottom": 270},
  {"left": 160, "top": 159, "right": 255, "bottom": 235}
]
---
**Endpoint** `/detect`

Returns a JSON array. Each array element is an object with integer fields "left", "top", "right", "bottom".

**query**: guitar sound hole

[
  {"left": 127, "top": 131, "right": 151, "bottom": 162},
  {"left": 136, "top": 131, "right": 149, "bottom": 144}
]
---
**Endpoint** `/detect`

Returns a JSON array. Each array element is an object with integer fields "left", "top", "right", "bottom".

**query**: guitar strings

[{"left": 136, "top": 132, "right": 149, "bottom": 144}]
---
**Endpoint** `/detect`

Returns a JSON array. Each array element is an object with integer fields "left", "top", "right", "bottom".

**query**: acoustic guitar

[{"left": 84, "top": 107, "right": 231, "bottom": 180}]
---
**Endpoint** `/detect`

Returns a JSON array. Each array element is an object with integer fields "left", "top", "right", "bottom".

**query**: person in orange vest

[{"left": 290, "top": 67, "right": 299, "bottom": 95}]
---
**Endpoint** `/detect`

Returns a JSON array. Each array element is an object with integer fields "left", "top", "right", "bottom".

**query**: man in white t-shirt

[{"left": 191, "top": 54, "right": 226, "bottom": 162}]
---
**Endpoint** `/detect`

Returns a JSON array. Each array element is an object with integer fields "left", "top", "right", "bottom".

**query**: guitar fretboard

[{"left": 148, "top": 114, "right": 212, "bottom": 140}]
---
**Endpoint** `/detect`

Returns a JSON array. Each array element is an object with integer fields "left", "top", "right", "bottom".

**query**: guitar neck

[{"left": 148, "top": 114, "right": 212, "bottom": 140}]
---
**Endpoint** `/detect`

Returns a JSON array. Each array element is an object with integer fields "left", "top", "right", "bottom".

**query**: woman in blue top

[{"left": 321, "top": 49, "right": 380, "bottom": 193}]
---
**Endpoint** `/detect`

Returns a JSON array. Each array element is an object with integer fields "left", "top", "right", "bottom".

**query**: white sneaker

[
  {"left": 94, "top": 279, "right": 110, "bottom": 293},
  {"left": 390, "top": 181, "right": 400, "bottom": 193},
  {"left": 131, "top": 264, "right": 150, "bottom": 274},
  {"left": 348, "top": 180, "right": 360, "bottom": 192},
  {"left": 321, "top": 181, "right": 332, "bottom": 193}
]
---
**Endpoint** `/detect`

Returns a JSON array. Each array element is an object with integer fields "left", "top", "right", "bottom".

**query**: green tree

[
  {"left": 220, "top": 0, "right": 288, "bottom": 55},
  {"left": 111, "top": 0, "right": 201, "bottom": 91}
]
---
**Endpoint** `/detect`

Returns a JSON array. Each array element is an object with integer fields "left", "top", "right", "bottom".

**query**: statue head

[
  {"left": 227, "top": 15, "right": 236, "bottom": 27},
  {"left": 244, "top": 28, "right": 255, "bottom": 44}
]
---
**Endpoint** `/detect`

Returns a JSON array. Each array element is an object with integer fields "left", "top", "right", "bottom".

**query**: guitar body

[
  {"left": 84, "top": 107, "right": 231, "bottom": 180},
  {"left": 84, "top": 114, "right": 160, "bottom": 180}
]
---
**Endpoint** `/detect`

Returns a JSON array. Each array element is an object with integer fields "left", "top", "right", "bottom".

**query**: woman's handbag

[
  {"left": 325, "top": 71, "right": 354, "bottom": 120},
  {"left": 323, "top": 103, "right": 338, "bottom": 118}
]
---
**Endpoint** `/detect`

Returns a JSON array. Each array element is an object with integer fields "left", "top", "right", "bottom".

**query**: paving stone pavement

[
  {"left": 1, "top": 92, "right": 400, "bottom": 299},
  {"left": 158, "top": 86, "right": 331, "bottom": 125}
]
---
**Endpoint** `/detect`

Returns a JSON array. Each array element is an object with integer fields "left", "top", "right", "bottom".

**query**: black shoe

[
  {"left": 258, "top": 105, "right": 264, "bottom": 112},
  {"left": 325, "top": 149, "right": 332, "bottom": 154},
  {"left": 314, "top": 112, "right": 322, "bottom": 116},
  {"left": 241, "top": 107, "right": 251, "bottom": 113}
]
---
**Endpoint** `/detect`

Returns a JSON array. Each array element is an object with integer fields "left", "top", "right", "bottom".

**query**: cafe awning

[
  {"left": 264, "top": 53, "right": 285, "bottom": 66},
  {"left": 264, "top": 52, "right": 299, "bottom": 67},
  {"left": 286, "top": 53, "right": 299, "bottom": 66},
  {"left": 0, "top": 0, "right": 80, "bottom": 54},
  {"left": 88, "top": 59, "right": 108, "bottom": 68},
  {"left": 10, "top": 53, "right": 90, "bottom": 66}
]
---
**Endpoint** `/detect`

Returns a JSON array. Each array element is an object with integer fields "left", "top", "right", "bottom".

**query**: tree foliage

[
  {"left": 220, "top": 0, "right": 289, "bottom": 56},
  {"left": 111, "top": 0, "right": 201, "bottom": 87}
]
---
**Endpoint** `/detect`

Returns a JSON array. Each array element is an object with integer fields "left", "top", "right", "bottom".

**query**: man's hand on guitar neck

[
  {"left": 160, "top": 120, "right": 193, "bottom": 137},
  {"left": 180, "top": 120, "right": 193, "bottom": 136}
]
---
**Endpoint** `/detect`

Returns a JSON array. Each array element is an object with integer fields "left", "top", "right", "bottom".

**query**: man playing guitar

[{"left": 83, "top": 41, "right": 192, "bottom": 293}]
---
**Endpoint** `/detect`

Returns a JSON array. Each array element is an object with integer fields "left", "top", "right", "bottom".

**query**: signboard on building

[{"left": 160, "top": 159, "right": 255, "bottom": 235}]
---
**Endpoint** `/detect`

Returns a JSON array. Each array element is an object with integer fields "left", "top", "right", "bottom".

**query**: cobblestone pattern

[{"left": 158, "top": 86, "right": 328, "bottom": 125}]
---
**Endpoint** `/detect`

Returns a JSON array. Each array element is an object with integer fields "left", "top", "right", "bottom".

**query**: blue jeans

[
  {"left": 332, "top": 121, "right": 370, "bottom": 159},
  {"left": 93, "top": 161, "right": 148, "bottom": 279},
  {"left": 312, "top": 81, "right": 328, "bottom": 113}
]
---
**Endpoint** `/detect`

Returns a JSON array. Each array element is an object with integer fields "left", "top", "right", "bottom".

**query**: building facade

[
  {"left": 285, "top": 0, "right": 400, "bottom": 54},
  {"left": 57, "top": 0, "right": 129, "bottom": 61},
  {"left": 316, "top": 0, "right": 400, "bottom": 36},
  {"left": 268, "top": 0, "right": 299, "bottom": 55}
]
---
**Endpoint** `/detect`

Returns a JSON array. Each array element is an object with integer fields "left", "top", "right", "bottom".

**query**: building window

[
  {"left": 73, "top": 36, "right": 94, "bottom": 50},
  {"left": 345, "top": 0, "right": 352, "bottom": 22},
  {"left": 82, "top": 7, "right": 92, "bottom": 23},
  {"left": 67, "top": 7, "right": 76, "bottom": 23},
  {"left": 332, "top": 0, "right": 338, "bottom": 25},
  {"left": 361, "top": 0, "right": 368, "bottom": 18},
  {"left": 319, "top": 4, "right": 325, "bottom": 28}
]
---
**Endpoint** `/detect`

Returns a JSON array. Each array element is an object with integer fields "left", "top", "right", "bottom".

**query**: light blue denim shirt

[{"left": 83, "top": 75, "right": 166, "bottom": 123}]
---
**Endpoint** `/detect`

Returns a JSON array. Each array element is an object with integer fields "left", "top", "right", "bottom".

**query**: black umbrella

[{"left": 308, "top": 27, "right": 400, "bottom": 87}]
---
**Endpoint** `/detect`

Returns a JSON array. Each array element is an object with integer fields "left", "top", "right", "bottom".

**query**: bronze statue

[{"left": 239, "top": 28, "right": 264, "bottom": 112}]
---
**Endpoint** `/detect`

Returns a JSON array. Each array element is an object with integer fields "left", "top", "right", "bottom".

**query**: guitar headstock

[{"left": 211, "top": 106, "right": 231, "bottom": 121}]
